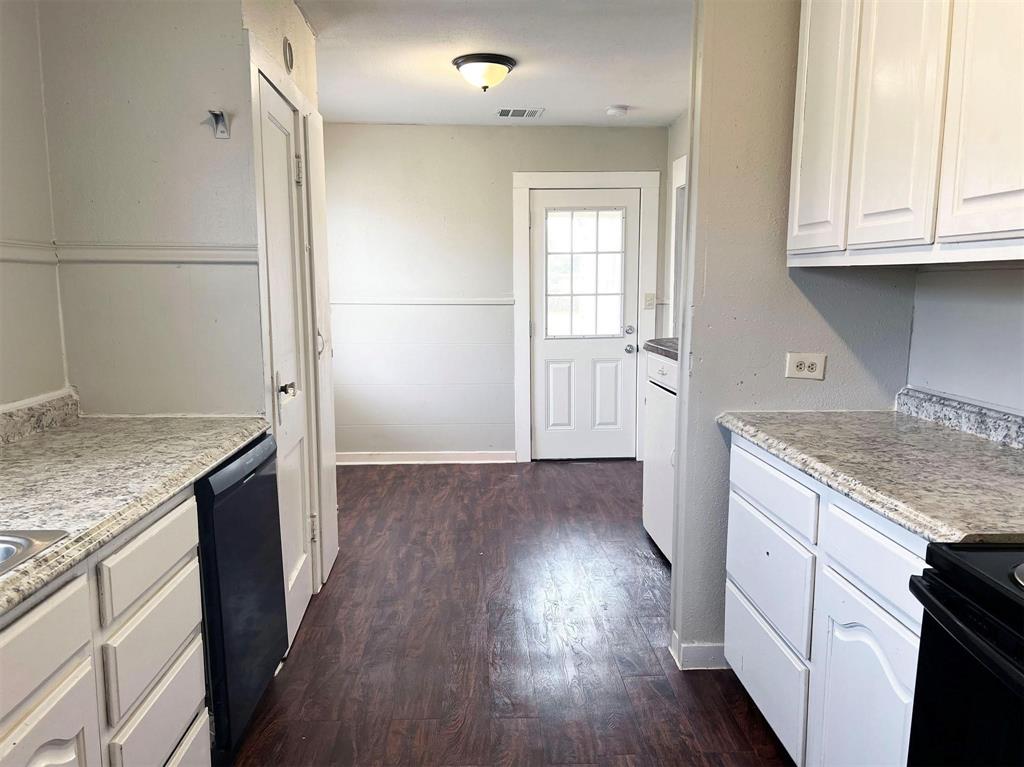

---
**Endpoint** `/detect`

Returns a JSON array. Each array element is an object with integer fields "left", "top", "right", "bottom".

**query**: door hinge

[
  {"left": 688, "top": 351, "right": 694, "bottom": 377},
  {"left": 529, "top": 320, "right": 534, "bottom": 338},
  {"left": 294, "top": 154, "right": 304, "bottom": 186},
  {"left": 310, "top": 513, "right": 318, "bottom": 543}
]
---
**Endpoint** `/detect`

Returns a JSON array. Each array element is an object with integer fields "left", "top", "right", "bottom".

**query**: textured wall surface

[{"left": 671, "top": 0, "right": 916, "bottom": 659}]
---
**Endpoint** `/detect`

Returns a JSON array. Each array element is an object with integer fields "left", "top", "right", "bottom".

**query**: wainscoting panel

[{"left": 331, "top": 302, "right": 515, "bottom": 456}]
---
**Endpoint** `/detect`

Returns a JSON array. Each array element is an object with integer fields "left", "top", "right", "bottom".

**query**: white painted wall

[
  {"left": 670, "top": 0, "right": 916, "bottom": 664},
  {"left": 325, "top": 123, "right": 668, "bottom": 455},
  {"left": 908, "top": 268, "right": 1024, "bottom": 414},
  {"left": 0, "top": 2, "right": 66, "bottom": 406},
  {"left": 34, "top": 0, "right": 265, "bottom": 415},
  {"left": 242, "top": 0, "right": 319, "bottom": 106}
]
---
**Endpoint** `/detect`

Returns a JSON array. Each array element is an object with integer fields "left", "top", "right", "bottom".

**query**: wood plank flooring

[{"left": 234, "top": 461, "right": 790, "bottom": 766}]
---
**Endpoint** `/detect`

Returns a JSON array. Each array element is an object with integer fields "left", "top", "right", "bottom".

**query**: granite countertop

[
  {"left": 643, "top": 337, "right": 679, "bottom": 361},
  {"left": 717, "top": 410, "right": 1023, "bottom": 543},
  {"left": 0, "top": 416, "right": 269, "bottom": 616}
]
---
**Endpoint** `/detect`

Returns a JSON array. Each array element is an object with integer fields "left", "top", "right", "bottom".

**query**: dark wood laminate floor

[{"left": 235, "top": 461, "right": 790, "bottom": 767}]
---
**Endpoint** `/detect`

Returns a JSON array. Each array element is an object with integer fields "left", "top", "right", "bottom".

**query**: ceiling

[{"left": 297, "top": 0, "right": 693, "bottom": 127}]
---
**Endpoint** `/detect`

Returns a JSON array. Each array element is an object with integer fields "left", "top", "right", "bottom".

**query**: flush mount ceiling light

[{"left": 452, "top": 53, "right": 517, "bottom": 92}]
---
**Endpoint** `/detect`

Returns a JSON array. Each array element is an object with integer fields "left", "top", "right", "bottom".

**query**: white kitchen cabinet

[
  {"left": 787, "top": 0, "right": 1023, "bottom": 266},
  {"left": 0, "top": 659, "right": 103, "bottom": 767},
  {"left": 786, "top": 0, "right": 861, "bottom": 253},
  {"left": 805, "top": 568, "right": 919, "bottom": 767},
  {"left": 845, "top": 0, "right": 951, "bottom": 248},
  {"left": 724, "top": 438, "right": 925, "bottom": 766},
  {"left": 936, "top": 0, "right": 1024, "bottom": 242},
  {"left": 642, "top": 375, "right": 676, "bottom": 562}
]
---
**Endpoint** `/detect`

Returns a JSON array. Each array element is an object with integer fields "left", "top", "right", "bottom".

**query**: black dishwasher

[{"left": 195, "top": 433, "right": 288, "bottom": 764}]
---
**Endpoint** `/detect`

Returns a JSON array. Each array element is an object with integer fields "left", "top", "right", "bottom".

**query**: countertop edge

[
  {"left": 716, "top": 412, "right": 971, "bottom": 544},
  {"left": 0, "top": 419, "right": 270, "bottom": 617}
]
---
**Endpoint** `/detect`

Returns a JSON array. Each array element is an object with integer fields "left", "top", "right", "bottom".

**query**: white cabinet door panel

[
  {"left": 936, "top": 0, "right": 1024, "bottom": 241},
  {"left": 641, "top": 380, "right": 675, "bottom": 562},
  {"left": 0, "top": 660, "right": 102, "bottom": 767},
  {"left": 846, "top": 0, "right": 951, "bottom": 248},
  {"left": 806, "top": 568, "right": 919, "bottom": 767},
  {"left": 787, "top": 0, "right": 861, "bottom": 253}
]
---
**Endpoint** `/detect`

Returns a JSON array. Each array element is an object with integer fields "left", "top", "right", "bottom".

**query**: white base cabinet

[
  {"left": 724, "top": 437, "right": 926, "bottom": 766},
  {"left": 0, "top": 493, "right": 212, "bottom": 767},
  {"left": 642, "top": 351, "right": 679, "bottom": 563}
]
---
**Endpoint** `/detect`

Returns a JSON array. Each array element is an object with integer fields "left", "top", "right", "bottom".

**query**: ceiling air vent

[{"left": 497, "top": 107, "right": 545, "bottom": 119}]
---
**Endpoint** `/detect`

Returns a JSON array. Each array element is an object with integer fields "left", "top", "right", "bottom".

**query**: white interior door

[
  {"left": 258, "top": 76, "right": 313, "bottom": 646},
  {"left": 530, "top": 188, "right": 640, "bottom": 459},
  {"left": 303, "top": 111, "right": 340, "bottom": 585}
]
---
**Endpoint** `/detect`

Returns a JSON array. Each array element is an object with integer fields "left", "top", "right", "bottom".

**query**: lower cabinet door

[
  {"left": 641, "top": 380, "right": 676, "bottom": 562},
  {"left": 0, "top": 659, "right": 102, "bottom": 767},
  {"left": 806, "top": 567, "right": 919, "bottom": 767}
]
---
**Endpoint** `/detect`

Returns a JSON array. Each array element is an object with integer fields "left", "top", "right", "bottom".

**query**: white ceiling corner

[{"left": 297, "top": 0, "right": 693, "bottom": 127}]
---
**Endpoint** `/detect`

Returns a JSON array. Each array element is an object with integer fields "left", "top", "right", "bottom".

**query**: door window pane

[
  {"left": 572, "top": 211, "right": 597, "bottom": 251},
  {"left": 597, "top": 252, "right": 623, "bottom": 294},
  {"left": 547, "top": 296, "right": 571, "bottom": 336},
  {"left": 547, "top": 211, "right": 572, "bottom": 252},
  {"left": 544, "top": 207, "right": 626, "bottom": 337},
  {"left": 547, "top": 253, "right": 571, "bottom": 294},
  {"left": 572, "top": 252, "right": 597, "bottom": 294},
  {"left": 598, "top": 210, "right": 623, "bottom": 251},
  {"left": 572, "top": 295, "right": 596, "bottom": 336},
  {"left": 596, "top": 295, "right": 622, "bottom": 335}
]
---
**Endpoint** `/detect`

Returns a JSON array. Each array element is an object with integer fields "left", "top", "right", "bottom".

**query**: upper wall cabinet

[
  {"left": 787, "top": 0, "right": 1024, "bottom": 267},
  {"left": 786, "top": 0, "right": 861, "bottom": 254},
  {"left": 936, "top": 0, "right": 1024, "bottom": 242}
]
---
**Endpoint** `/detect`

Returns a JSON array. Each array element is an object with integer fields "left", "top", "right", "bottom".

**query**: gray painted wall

[
  {"left": 908, "top": 267, "right": 1024, "bottom": 413},
  {"left": 671, "top": 0, "right": 917, "bottom": 661},
  {"left": 324, "top": 123, "right": 670, "bottom": 455}
]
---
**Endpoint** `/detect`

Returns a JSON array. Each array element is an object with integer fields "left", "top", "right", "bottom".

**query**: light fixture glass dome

[{"left": 452, "top": 53, "right": 516, "bottom": 92}]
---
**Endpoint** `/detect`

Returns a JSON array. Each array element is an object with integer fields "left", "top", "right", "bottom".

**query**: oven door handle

[{"left": 910, "top": 575, "right": 1024, "bottom": 697}]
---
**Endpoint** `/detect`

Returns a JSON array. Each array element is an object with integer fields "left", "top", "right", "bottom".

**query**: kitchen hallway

[{"left": 234, "top": 462, "right": 789, "bottom": 766}]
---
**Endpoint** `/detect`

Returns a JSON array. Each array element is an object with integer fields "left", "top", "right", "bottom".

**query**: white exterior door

[
  {"left": 530, "top": 188, "right": 640, "bottom": 459},
  {"left": 258, "top": 76, "right": 313, "bottom": 646}
]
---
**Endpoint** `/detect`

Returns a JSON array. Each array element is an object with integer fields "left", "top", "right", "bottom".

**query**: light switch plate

[
  {"left": 644, "top": 293, "right": 657, "bottom": 310},
  {"left": 785, "top": 352, "right": 827, "bottom": 380}
]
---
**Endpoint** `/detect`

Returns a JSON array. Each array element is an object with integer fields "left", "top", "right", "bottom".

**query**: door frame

[
  {"left": 512, "top": 171, "right": 660, "bottom": 462},
  {"left": 247, "top": 36, "right": 329, "bottom": 592}
]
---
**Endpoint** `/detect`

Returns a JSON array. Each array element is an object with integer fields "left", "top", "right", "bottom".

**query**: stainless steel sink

[{"left": 0, "top": 530, "right": 68, "bottom": 575}]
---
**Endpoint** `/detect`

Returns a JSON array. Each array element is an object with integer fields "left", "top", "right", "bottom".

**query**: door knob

[
  {"left": 278, "top": 381, "right": 297, "bottom": 397},
  {"left": 316, "top": 329, "right": 326, "bottom": 357},
  {"left": 625, "top": 325, "right": 635, "bottom": 335},
  {"left": 625, "top": 344, "right": 636, "bottom": 354}
]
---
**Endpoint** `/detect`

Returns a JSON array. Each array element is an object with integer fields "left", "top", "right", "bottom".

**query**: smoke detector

[
  {"left": 606, "top": 104, "right": 629, "bottom": 118},
  {"left": 496, "top": 107, "right": 545, "bottom": 119}
]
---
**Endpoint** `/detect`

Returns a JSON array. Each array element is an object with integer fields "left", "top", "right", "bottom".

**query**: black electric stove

[{"left": 908, "top": 543, "right": 1024, "bottom": 766}]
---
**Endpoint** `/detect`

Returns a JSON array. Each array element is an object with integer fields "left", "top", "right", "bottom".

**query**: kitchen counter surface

[
  {"left": 643, "top": 337, "right": 678, "bottom": 361},
  {"left": 0, "top": 415, "right": 269, "bottom": 616},
  {"left": 718, "top": 410, "right": 1023, "bottom": 544}
]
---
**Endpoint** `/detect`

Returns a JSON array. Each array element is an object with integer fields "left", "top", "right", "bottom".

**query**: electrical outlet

[{"left": 785, "top": 352, "right": 827, "bottom": 381}]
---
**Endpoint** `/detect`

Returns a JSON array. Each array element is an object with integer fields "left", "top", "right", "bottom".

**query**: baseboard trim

[
  {"left": 676, "top": 641, "right": 728, "bottom": 670},
  {"left": 336, "top": 450, "right": 516, "bottom": 465}
]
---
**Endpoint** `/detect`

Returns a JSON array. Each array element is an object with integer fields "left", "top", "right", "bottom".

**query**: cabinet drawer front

[
  {"left": 98, "top": 496, "right": 199, "bottom": 626},
  {"left": 726, "top": 492, "right": 815, "bottom": 656},
  {"left": 109, "top": 635, "right": 205, "bottom": 767},
  {"left": 0, "top": 658, "right": 102, "bottom": 767},
  {"left": 729, "top": 446, "right": 819, "bottom": 542},
  {"left": 821, "top": 502, "right": 925, "bottom": 632},
  {"left": 646, "top": 353, "right": 678, "bottom": 393},
  {"left": 724, "top": 582, "right": 808, "bottom": 765},
  {"left": 102, "top": 559, "right": 202, "bottom": 724},
  {"left": 0, "top": 575, "right": 91, "bottom": 720},
  {"left": 166, "top": 710, "right": 211, "bottom": 767}
]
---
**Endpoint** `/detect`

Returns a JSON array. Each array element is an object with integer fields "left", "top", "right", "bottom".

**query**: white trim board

[
  {"left": 0, "top": 240, "right": 58, "bottom": 264},
  {"left": 331, "top": 297, "right": 514, "bottom": 306},
  {"left": 512, "top": 170, "right": 661, "bottom": 463},
  {"left": 336, "top": 451, "right": 516, "bottom": 465},
  {"left": 55, "top": 243, "right": 258, "bottom": 265}
]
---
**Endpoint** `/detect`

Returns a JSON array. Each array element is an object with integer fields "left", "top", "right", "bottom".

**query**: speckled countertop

[
  {"left": 0, "top": 416, "right": 269, "bottom": 616},
  {"left": 643, "top": 337, "right": 679, "bottom": 361},
  {"left": 718, "top": 410, "right": 1023, "bottom": 543}
]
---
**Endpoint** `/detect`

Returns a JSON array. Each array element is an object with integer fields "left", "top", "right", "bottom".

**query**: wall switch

[
  {"left": 644, "top": 293, "right": 657, "bottom": 310},
  {"left": 785, "top": 352, "right": 827, "bottom": 380}
]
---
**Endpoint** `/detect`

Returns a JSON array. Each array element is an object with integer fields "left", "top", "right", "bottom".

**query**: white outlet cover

[{"left": 785, "top": 352, "right": 827, "bottom": 381}]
